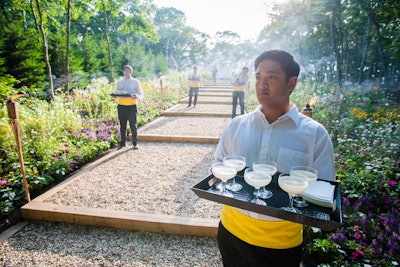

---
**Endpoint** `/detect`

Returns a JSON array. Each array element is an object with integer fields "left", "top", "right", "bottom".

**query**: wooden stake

[{"left": 7, "top": 95, "right": 31, "bottom": 202}]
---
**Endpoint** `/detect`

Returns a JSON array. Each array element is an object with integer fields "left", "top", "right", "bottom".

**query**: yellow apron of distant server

[
  {"left": 118, "top": 97, "right": 136, "bottom": 106},
  {"left": 233, "top": 85, "right": 245, "bottom": 92}
]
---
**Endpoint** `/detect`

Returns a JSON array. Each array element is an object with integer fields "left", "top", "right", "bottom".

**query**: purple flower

[
  {"left": 330, "top": 229, "right": 347, "bottom": 243},
  {"left": 389, "top": 180, "right": 397, "bottom": 186}
]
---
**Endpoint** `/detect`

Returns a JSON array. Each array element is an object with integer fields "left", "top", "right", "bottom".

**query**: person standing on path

[
  {"left": 231, "top": 67, "right": 249, "bottom": 118},
  {"left": 112, "top": 65, "right": 144, "bottom": 150},
  {"left": 187, "top": 66, "right": 201, "bottom": 107},
  {"left": 212, "top": 67, "right": 218, "bottom": 83},
  {"left": 214, "top": 50, "right": 335, "bottom": 266}
]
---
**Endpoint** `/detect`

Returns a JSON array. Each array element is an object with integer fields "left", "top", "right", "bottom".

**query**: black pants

[
  {"left": 117, "top": 105, "right": 138, "bottom": 146},
  {"left": 232, "top": 91, "right": 245, "bottom": 118},
  {"left": 188, "top": 87, "right": 199, "bottom": 106},
  {"left": 217, "top": 221, "right": 302, "bottom": 267}
]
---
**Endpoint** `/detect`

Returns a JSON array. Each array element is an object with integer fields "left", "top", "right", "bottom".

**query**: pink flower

[
  {"left": 351, "top": 249, "right": 365, "bottom": 261},
  {"left": 0, "top": 179, "right": 7, "bottom": 185},
  {"left": 389, "top": 180, "right": 397, "bottom": 186}
]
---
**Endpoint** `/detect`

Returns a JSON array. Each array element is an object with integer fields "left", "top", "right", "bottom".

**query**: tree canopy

[{"left": 0, "top": 0, "right": 398, "bottom": 100}]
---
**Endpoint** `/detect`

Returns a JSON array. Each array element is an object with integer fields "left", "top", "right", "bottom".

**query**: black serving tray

[{"left": 191, "top": 172, "right": 343, "bottom": 231}]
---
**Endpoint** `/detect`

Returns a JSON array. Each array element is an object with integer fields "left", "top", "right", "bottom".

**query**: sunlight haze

[{"left": 152, "top": 0, "right": 287, "bottom": 41}]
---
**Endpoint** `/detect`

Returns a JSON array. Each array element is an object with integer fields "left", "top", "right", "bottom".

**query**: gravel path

[
  {"left": 45, "top": 142, "right": 222, "bottom": 219},
  {"left": 139, "top": 117, "right": 231, "bottom": 137},
  {"left": 0, "top": 96, "right": 231, "bottom": 266},
  {"left": 0, "top": 222, "right": 222, "bottom": 266}
]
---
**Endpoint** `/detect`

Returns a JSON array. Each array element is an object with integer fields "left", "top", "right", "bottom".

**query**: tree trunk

[
  {"left": 368, "top": 9, "right": 389, "bottom": 88},
  {"left": 358, "top": 15, "right": 371, "bottom": 84},
  {"left": 32, "top": 0, "right": 54, "bottom": 99},
  {"left": 101, "top": 0, "right": 114, "bottom": 81},
  {"left": 330, "top": 0, "right": 342, "bottom": 85},
  {"left": 65, "top": 0, "right": 71, "bottom": 92}
]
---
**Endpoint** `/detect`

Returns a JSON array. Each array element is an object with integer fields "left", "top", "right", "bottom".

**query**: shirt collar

[{"left": 254, "top": 104, "right": 300, "bottom": 127}]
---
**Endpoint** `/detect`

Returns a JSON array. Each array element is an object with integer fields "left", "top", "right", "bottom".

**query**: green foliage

[
  {"left": 1, "top": 25, "right": 46, "bottom": 90},
  {"left": 305, "top": 238, "right": 344, "bottom": 263},
  {"left": 0, "top": 75, "right": 18, "bottom": 101},
  {"left": 301, "top": 83, "right": 399, "bottom": 266}
]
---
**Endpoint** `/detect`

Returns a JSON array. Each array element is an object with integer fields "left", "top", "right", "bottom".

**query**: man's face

[
  {"left": 123, "top": 67, "right": 132, "bottom": 78},
  {"left": 255, "top": 59, "right": 297, "bottom": 109}
]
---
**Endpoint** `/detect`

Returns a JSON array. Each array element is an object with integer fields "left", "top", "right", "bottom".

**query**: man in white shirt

[
  {"left": 214, "top": 50, "right": 335, "bottom": 266},
  {"left": 231, "top": 67, "right": 249, "bottom": 118},
  {"left": 187, "top": 66, "right": 201, "bottom": 107},
  {"left": 112, "top": 65, "right": 144, "bottom": 150}
]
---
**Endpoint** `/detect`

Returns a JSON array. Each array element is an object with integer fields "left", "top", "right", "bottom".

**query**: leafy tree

[
  {"left": 152, "top": 7, "right": 208, "bottom": 71},
  {"left": 0, "top": 0, "right": 46, "bottom": 93},
  {"left": 256, "top": 0, "right": 399, "bottom": 88},
  {"left": 1, "top": 24, "right": 45, "bottom": 91}
]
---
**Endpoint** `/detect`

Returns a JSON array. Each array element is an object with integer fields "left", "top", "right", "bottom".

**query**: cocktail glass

[
  {"left": 252, "top": 160, "right": 277, "bottom": 199},
  {"left": 223, "top": 156, "right": 246, "bottom": 192},
  {"left": 244, "top": 167, "right": 272, "bottom": 206},
  {"left": 211, "top": 162, "right": 237, "bottom": 198},
  {"left": 290, "top": 166, "right": 318, "bottom": 207},
  {"left": 278, "top": 173, "right": 309, "bottom": 213}
]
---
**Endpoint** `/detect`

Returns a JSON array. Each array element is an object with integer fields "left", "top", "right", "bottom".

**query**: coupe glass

[
  {"left": 211, "top": 162, "right": 237, "bottom": 198},
  {"left": 290, "top": 166, "right": 318, "bottom": 207},
  {"left": 223, "top": 155, "right": 246, "bottom": 192},
  {"left": 252, "top": 160, "right": 277, "bottom": 199},
  {"left": 244, "top": 167, "right": 272, "bottom": 206},
  {"left": 278, "top": 173, "right": 309, "bottom": 213}
]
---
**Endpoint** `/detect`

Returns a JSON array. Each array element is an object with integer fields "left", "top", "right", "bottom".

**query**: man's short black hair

[{"left": 254, "top": 50, "right": 300, "bottom": 80}]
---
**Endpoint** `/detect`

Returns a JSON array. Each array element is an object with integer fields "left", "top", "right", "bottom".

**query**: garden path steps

[{"left": 20, "top": 81, "right": 234, "bottom": 238}]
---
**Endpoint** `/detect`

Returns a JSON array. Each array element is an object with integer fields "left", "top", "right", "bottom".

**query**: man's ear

[{"left": 288, "top": 76, "right": 297, "bottom": 94}]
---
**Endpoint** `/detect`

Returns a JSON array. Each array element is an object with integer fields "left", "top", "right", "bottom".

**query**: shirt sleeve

[
  {"left": 312, "top": 125, "right": 335, "bottom": 181},
  {"left": 135, "top": 80, "right": 144, "bottom": 100}
]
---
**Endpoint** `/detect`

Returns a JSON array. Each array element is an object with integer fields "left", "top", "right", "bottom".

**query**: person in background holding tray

[
  {"left": 214, "top": 50, "right": 335, "bottom": 267},
  {"left": 112, "top": 65, "right": 144, "bottom": 150}
]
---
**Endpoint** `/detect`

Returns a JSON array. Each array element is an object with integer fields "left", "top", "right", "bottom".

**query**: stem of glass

[
  {"left": 255, "top": 188, "right": 260, "bottom": 200},
  {"left": 221, "top": 182, "right": 226, "bottom": 194},
  {"left": 289, "top": 194, "right": 295, "bottom": 209}
]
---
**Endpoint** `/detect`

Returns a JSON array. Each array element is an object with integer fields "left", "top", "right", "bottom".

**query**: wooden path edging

[{"left": 22, "top": 202, "right": 218, "bottom": 237}]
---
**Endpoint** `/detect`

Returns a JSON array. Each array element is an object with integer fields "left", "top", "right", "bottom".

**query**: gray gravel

[
  {"left": 0, "top": 222, "right": 222, "bottom": 266},
  {"left": 45, "top": 142, "right": 222, "bottom": 219},
  {"left": 139, "top": 116, "right": 231, "bottom": 137}
]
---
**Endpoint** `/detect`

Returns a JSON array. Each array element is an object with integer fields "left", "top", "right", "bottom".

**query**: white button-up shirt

[
  {"left": 215, "top": 104, "right": 335, "bottom": 221},
  {"left": 214, "top": 104, "right": 335, "bottom": 181}
]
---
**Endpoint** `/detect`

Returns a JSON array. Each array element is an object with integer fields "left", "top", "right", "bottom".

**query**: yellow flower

[{"left": 349, "top": 107, "right": 368, "bottom": 120}]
